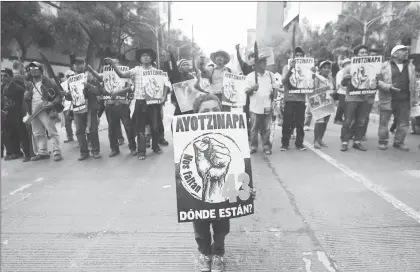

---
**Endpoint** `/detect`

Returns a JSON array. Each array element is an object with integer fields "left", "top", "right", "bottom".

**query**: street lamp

[{"left": 342, "top": 13, "right": 396, "bottom": 44}]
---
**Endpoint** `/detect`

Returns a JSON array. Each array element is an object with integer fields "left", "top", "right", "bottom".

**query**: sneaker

[
  {"left": 378, "top": 144, "right": 388, "bottom": 150},
  {"left": 153, "top": 147, "right": 162, "bottom": 154},
  {"left": 340, "top": 142, "right": 348, "bottom": 152},
  {"left": 109, "top": 150, "right": 120, "bottom": 157},
  {"left": 64, "top": 138, "right": 74, "bottom": 143},
  {"left": 393, "top": 143, "right": 409, "bottom": 151},
  {"left": 159, "top": 138, "right": 169, "bottom": 146},
  {"left": 280, "top": 145, "right": 288, "bottom": 151},
  {"left": 53, "top": 154, "right": 63, "bottom": 161},
  {"left": 319, "top": 140, "right": 328, "bottom": 147},
  {"left": 211, "top": 255, "right": 224, "bottom": 272},
  {"left": 22, "top": 155, "right": 31, "bottom": 162},
  {"left": 92, "top": 153, "right": 102, "bottom": 159},
  {"left": 314, "top": 141, "right": 321, "bottom": 149},
  {"left": 296, "top": 145, "right": 306, "bottom": 151},
  {"left": 138, "top": 152, "right": 146, "bottom": 160},
  {"left": 353, "top": 142, "right": 367, "bottom": 151},
  {"left": 130, "top": 150, "right": 138, "bottom": 156},
  {"left": 197, "top": 254, "right": 211, "bottom": 272},
  {"left": 31, "top": 154, "right": 50, "bottom": 161},
  {"left": 264, "top": 149, "right": 272, "bottom": 155},
  {"left": 78, "top": 153, "right": 90, "bottom": 161}
]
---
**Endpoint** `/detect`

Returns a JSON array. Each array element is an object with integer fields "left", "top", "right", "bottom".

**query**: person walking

[
  {"left": 334, "top": 58, "right": 351, "bottom": 125},
  {"left": 377, "top": 45, "right": 419, "bottom": 151}
]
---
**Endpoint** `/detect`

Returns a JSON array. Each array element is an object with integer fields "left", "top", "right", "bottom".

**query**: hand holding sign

[{"left": 193, "top": 137, "right": 231, "bottom": 202}]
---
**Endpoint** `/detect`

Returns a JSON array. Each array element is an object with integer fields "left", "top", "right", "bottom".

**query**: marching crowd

[{"left": 1, "top": 41, "right": 419, "bottom": 272}]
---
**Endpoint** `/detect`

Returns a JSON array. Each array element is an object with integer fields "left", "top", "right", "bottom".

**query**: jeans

[
  {"left": 334, "top": 94, "right": 346, "bottom": 122},
  {"left": 3, "top": 115, "right": 30, "bottom": 156},
  {"left": 282, "top": 101, "right": 306, "bottom": 147},
  {"left": 133, "top": 100, "right": 161, "bottom": 154},
  {"left": 378, "top": 100, "right": 410, "bottom": 145},
  {"left": 106, "top": 104, "right": 136, "bottom": 152},
  {"left": 250, "top": 112, "right": 272, "bottom": 151},
  {"left": 63, "top": 110, "right": 74, "bottom": 139},
  {"left": 350, "top": 102, "right": 373, "bottom": 137},
  {"left": 74, "top": 110, "right": 100, "bottom": 155},
  {"left": 340, "top": 101, "right": 370, "bottom": 142},
  {"left": 314, "top": 115, "right": 330, "bottom": 142},
  {"left": 193, "top": 219, "right": 230, "bottom": 256},
  {"left": 31, "top": 110, "right": 61, "bottom": 156}
]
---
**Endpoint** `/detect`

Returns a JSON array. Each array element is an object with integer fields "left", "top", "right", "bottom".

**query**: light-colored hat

[
  {"left": 210, "top": 50, "right": 230, "bottom": 65},
  {"left": 248, "top": 52, "right": 270, "bottom": 66},
  {"left": 342, "top": 58, "right": 351, "bottom": 66},
  {"left": 391, "top": 45, "right": 409, "bottom": 56}
]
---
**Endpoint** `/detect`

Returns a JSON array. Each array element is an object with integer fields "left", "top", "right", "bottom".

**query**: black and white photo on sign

[
  {"left": 222, "top": 72, "right": 247, "bottom": 106},
  {"left": 350, "top": 56, "right": 382, "bottom": 94},
  {"left": 67, "top": 73, "right": 87, "bottom": 111},
  {"left": 173, "top": 79, "right": 206, "bottom": 113},
  {"left": 173, "top": 112, "right": 254, "bottom": 222},
  {"left": 307, "top": 86, "right": 335, "bottom": 120},
  {"left": 102, "top": 65, "right": 129, "bottom": 94},
  {"left": 288, "top": 58, "right": 315, "bottom": 93},
  {"left": 142, "top": 69, "right": 166, "bottom": 104}
]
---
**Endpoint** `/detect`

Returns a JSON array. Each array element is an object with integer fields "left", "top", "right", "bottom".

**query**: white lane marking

[
  {"left": 316, "top": 251, "right": 337, "bottom": 272},
  {"left": 304, "top": 140, "right": 420, "bottom": 224},
  {"left": 9, "top": 184, "right": 32, "bottom": 196},
  {"left": 302, "top": 257, "right": 312, "bottom": 272},
  {"left": 2, "top": 193, "right": 32, "bottom": 212},
  {"left": 2, "top": 240, "right": 8, "bottom": 245},
  {"left": 405, "top": 170, "right": 420, "bottom": 178},
  {"left": 162, "top": 185, "right": 171, "bottom": 188},
  {"left": 34, "top": 177, "right": 44, "bottom": 182}
]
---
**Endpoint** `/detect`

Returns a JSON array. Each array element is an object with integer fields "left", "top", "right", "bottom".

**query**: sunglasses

[{"left": 29, "top": 67, "right": 40, "bottom": 71}]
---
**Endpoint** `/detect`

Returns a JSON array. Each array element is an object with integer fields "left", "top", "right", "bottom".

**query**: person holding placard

[
  {"left": 312, "top": 60, "right": 334, "bottom": 149},
  {"left": 64, "top": 57, "right": 103, "bottom": 161},
  {"left": 105, "top": 48, "right": 171, "bottom": 160},
  {"left": 377, "top": 45, "right": 419, "bottom": 151},
  {"left": 334, "top": 58, "right": 351, "bottom": 125},
  {"left": 244, "top": 52, "right": 279, "bottom": 155}
]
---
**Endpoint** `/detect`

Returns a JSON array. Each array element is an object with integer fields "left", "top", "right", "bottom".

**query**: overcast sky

[{"left": 171, "top": 1, "right": 343, "bottom": 56}]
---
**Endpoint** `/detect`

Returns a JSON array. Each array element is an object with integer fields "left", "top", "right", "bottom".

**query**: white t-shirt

[
  {"left": 396, "top": 64, "right": 404, "bottom": 72},
  {"left": 245, "top": 70, "right": 276, "bottom": 115},
  {"left": 32, "top": 81, "right": 43, "bottom": 110}
]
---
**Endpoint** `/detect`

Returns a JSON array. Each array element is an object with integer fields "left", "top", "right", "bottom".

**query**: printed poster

[
  {"left": 173, "top": 112, "right": 254, "bottom": 223},
  {"left": 260, "top": 47, "right": 275, "bottom": 66},
  {"left": 350, "top": 56, "right": 382, "bottom": 95},
  {"left": 173, "top": 79, "right": 206, "bottom": 113},
  {"left": 222, "top": 72, "right": 247, "bottom": 107},
  {"left": 288, "top": 58, "right": 315, "bottom": 94},
  {"left": 101, "top": 65, "right": 129, "bottom": 100},
  {"left": 142, "top": 69, "right": 166, "bottom": 105},
  {"left": 67, "top": 73, "right": 87, "bottom": 112},
  {"left": 307, "top": 86, "right": 335, "bottom": 120}
]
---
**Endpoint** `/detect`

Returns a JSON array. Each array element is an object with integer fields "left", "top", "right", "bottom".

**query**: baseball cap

[{"left": 391, "top": 45, "right": 409, "bottom": 56}]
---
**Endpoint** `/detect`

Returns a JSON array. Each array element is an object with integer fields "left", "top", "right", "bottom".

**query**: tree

[{"left": 1, "top": 1, "right": 55, "bottom": 60}]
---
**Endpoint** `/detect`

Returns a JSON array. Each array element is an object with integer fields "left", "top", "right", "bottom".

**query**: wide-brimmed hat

[
  {"left": 342, "top": 58, "right": 351, "bottom": 66},
  {"left": 210, "top": 50, "right": 230, "bottom": 65},
  {"left": 318, "top": 60, "right": 332, "bottom": 69},
  {"left": 391, "top": 45, "right": 410, "bottom": 56},
  {"left": 248, "top": 52, "right": 270, "bottom": 66},
  {"left": 136, "top": 48, "right": 157, "bottom": 63}
]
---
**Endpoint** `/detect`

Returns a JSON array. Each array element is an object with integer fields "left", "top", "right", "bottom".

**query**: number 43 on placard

[{"left": 222, "top": 173, "right": 251, "bottom": 203}]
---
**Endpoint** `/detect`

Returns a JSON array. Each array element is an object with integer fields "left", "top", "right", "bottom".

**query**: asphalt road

[{"left": 1, "top": 103, "right": 420, "bottom": 272}]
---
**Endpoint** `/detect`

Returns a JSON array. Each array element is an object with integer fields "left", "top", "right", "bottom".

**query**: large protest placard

[
  {"left": 173, "top": 79, "right": 206, "bottom": 113},
  {"left": 222, "top": 72, "right": 247, "bottom": 107},
  {"left": 350, "top": 56, "right": 382, "bottom": 95},
  {"left": 142, "top": 69, "right": 166, "bottom": 105},
  {"left": 67, "top": 73, "right": 87, "bottom": 112},
  {"left": 307, "top": 86, "right": 335, "bottom": 120},
  {"left": 101, "top": 65, "right": 129, "bottom": 100},
  {"left": 173, "top": 112, "right": 254, "bottom": 223},
  {"left": 288, "top": 58, "right": 315, "bottom": 94}
]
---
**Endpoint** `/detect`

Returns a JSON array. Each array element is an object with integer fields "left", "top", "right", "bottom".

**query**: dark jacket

[
  {"left": 236, "top": 49, "right": 254, "bottom": 76},
  {"left": 2, "top": 80, "right": 26, "bottom": 119},
  {"left": 24, "top": 76, "right": 63, "bottom": 115}
]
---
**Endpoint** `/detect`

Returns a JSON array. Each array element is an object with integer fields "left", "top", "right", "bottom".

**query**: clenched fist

[{"left": 193, "top": 137, "right": 231, "bottom": 202}]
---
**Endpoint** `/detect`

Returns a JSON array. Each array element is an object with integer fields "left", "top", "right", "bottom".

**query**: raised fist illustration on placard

[{"left": 193, "top": 137, "right": 232, "bottom": 202}]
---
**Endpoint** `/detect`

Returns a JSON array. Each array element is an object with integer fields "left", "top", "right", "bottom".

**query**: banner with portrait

[
  {"left": 349, "top": 56, "right": 382, "bottom": 95},
  {"left": 222, "top": 72, "right": 247, "bottom": 107},
  {"left": 101, "top": 65, "right": 129, "bottom": 100},
  {"left": 173, "top": 79, "right": 206, "bottom": 113},
  {"left": 142, "top": 69, "right": 166, "bottom": 105},
  {"left": 287, "top": 58, "right": 315, "bottom": 94},
  {"left": 307, "top": 86, "right": 335, "bottom": 120},
  {"left": 67, "top": 73, "right": 87, "bottom": 112},
  {"left": 173, "top": 112, "right": 254, "bottom": 223}
]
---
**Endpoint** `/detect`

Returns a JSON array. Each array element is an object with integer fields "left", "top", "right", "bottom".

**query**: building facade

[{"left": 256, "top": 2, "right": 285, "bottom": 45}]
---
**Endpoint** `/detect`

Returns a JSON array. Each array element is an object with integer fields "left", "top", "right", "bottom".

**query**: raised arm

[
  {"left": 104, "top": 58, "right": 130, "bottom": 78},
  {"left": 87, "top": 65, "right": 103, "bottom": 82}
]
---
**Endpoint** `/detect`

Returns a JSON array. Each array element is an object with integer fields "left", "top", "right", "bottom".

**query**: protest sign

[
  {"left": 288, "top": 58, "right": 315, "bottom": 94},
  {"left": 101, "top": 65, "right": 129, "bottom": 100},
  {"left": 307, "top": 86, "right": 335, "bottom": 120},
  {"left": 67, "top": 73, "right": 87, "bottom": 112},
  {"left": 222, "top": 72, "right": 247, "bottom": 106},
  {"left": 142, "top": 69, "right": 166, "bottom": 105},
  {"left": 173, "top": 112, "right": 254, "bottom": 223},
  {"left": 350, "top": 56, "right": 382, "bottom": 95},
  {"left": 260, "top": 47, "right": 275, "bottom": 66},
  {"left": 173, "top": 79, "right": 206, "bottom": 113}
]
